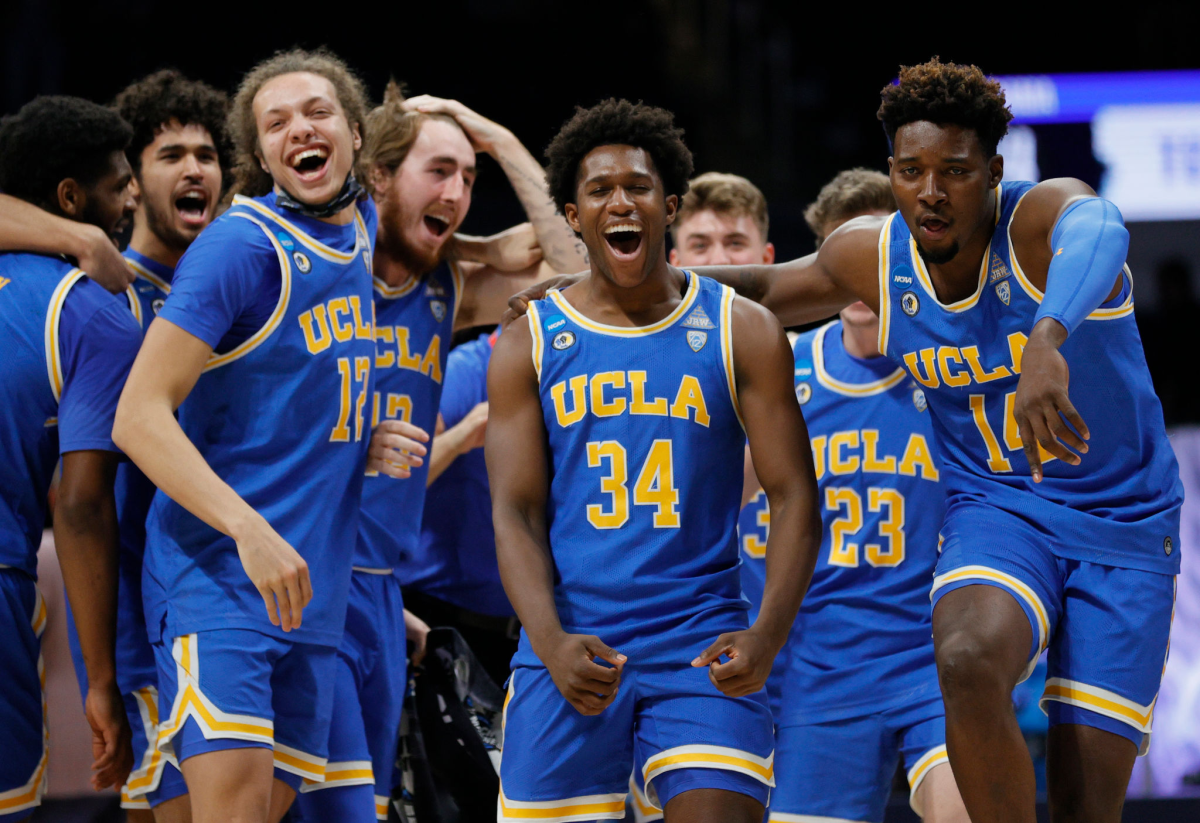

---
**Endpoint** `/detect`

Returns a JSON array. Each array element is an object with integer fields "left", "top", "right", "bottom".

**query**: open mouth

[
  {"left": 919, "top": 215, "right": 950, "bottom": 240},
  {"left": 289, "top": 146, "right": 330, "bottom": 181},
  {"left": 174, "top": 190, "right": 209, "bottom": 226},
  {"left": 603, "top": 223, "right": 643, "bottom": 258},
  {"left": 423, "top": 213, "right": 451, "bottom": 238}
]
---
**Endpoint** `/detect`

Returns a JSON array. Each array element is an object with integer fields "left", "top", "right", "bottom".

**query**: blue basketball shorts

[
  {"left": 931, "top": 503, "right": 1176, "bottom": 754},
  {"left": 294, "top": 571, "right": 407, "bottom": 822},
  {"left": 153, "top": 629, "right": 337, "bottom": 789},
  {"left": 499, "top": 662, "right": 775, "bottom": 822},
  {"left": 0, "top": 570, "right": 47, "bottom": 822},
  {"left": 769, "top": 693, "right": 949, "bottom": 823}
]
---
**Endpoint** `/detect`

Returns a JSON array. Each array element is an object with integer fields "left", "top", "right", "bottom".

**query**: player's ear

[
  {"left": 351, "top": 121, "right": 363, "bottom": 152},
  {"left": 369, "top": 164, "right": 392, "bottom": 199},
  {"left": 887, "top": 156, "right": 895, "bottom": 173},
  {"left": 563, "top": 203, "right": 581, "bottom": 235},
  {"left": 989, "top": 153, "right": 1004, "bottom": 188},
  {"left": 56, "top": 178, "right": 83, "bottom": 217},
  {"left": 762, "top": 242, "right": 775, "bottom": 265},
  {"left": 664, "top": 193, "right": 678, "bottom": 225}
]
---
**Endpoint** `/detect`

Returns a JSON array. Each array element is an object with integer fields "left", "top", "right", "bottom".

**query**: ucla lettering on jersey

[
  {"left": 357, "top": 262, "right": 464, "bottom": 572},
  {"left": 877, "top": 182, "right": 1181, "bottom": 575},
  {"left": 144, "top": 194, "right": 376, "bottom": 647},
  {"left": 512, "top": 272, "right": 748, "bottom": 666}
]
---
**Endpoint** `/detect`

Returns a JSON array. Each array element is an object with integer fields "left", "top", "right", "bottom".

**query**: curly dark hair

[
  {"left": 113, "top": 69, "right": 229, "bottom": 179},
  {"left": 228, "top": 47, "right": 371, "bottom": 197},
  {"left": 545, "top": 98, "right": 693, "bottom": 215},
  {"left": 0, "top": 96, "right": 132, "bottom": 209},
  {"left": 878, "top": 57, "right": 1013, "bottom": 157}
]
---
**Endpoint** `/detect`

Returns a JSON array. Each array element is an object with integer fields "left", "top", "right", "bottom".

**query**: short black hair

[
  {"left": 113, "top": 69, "right": 229, "bottom": 177},
  {"left": 878, "top": 57, "right": 1013, "bottom": 157},
  {"left": 0, "top": 96, "right": 132, "bottom": 208},
  {"left": 545, "top": 98, "right": 694, "bottom": 215}
]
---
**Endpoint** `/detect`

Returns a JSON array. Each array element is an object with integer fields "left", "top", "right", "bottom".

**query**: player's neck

[
  {"left": 922, "top": 220, "right": 995, "bottom": 305},
  {"left": 841, "top": 321, "right": 881, "bottom": 359},
  {"left": 130, "top": 221, "right": 184, "bottom": 269},
  {"left": 577, "top": 257, "right": 685, "bottom": 326},
  {"left": 373, "top": 247, "right": 419, "bottom": 290}
]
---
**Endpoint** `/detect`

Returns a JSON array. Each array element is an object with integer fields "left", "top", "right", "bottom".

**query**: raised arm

[
  {"left": 694, "top": 298, "right": 821, "bottom": 697},
  {"left": 454, "top": 259, "right": 543, "bottom": 331},
  {"left": 0, "top": 194, "right": 135, "bottom": 293},
  {"left": 486, "top": 317, "right": 623, "bottom": 714}
]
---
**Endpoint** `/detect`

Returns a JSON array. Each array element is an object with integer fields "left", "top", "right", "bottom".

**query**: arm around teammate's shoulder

[{"left": 694, "top": 297, "right": 821, "bottom": 698}]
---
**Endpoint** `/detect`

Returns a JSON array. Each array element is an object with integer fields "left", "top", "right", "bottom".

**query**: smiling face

[
  {"left": 889, "top": 121, "right": 1002, "bottom": 266},
  {"left": 136, "top": 120, "right": 222, "bottom": 253},
  {"left": 565, "top": 144, "right": 676, "bottom": 288},
  {"left": 253, "top": 71, "right": 361, "bottom": 205},
  {"left": 669, "top": 209, "right": 773, "bottom": 267},
  {"left": 373, "top": 118, "right": 475, "bottom": 275}
]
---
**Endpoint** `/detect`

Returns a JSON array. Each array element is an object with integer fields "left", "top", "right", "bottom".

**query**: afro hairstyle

[
  {"left": 878, "top": 57, "right": 1013, "bottom": 157},
  {"left": 0, "top": 96, "right": 132, "bottom": 208},
  {"left": 544, "top": 98, "right": 693, "bottom": 216},
  {"left": 113, "top": 69, "right": 229, "bottom": 178}
]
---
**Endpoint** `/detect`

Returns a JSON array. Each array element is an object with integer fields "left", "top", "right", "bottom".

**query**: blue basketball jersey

[
  {"left": 357, "top": 263, "right": 462, "bottom": 571},
  {"left": 0, "top": 253, "right": 141, "bottom": 574},
  {"left": 780, "top": 321, "right": 945, "bottom": 724},
  {"left": 513, "top": 272, "right": 747, "bottom": 666},
  {"left": 144, "top": 193, "right": 376, "bottom": 647},
  {"left": 879, "top": 181, "right": 1182, "bottom": 575}
]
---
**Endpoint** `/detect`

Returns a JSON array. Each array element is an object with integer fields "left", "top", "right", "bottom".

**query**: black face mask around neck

[{"left": 275, "top": 173, "right": 365, "bottom": 220}]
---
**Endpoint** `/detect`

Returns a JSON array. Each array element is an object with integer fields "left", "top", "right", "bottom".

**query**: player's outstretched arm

[
  {"left": 694, "top": 298, "right": 821, "bottom": 698},
  {"left": 56, "top": 450, "right": 133, "bottom": 791},
  {"left": 0, "top": 193, "right": 135, "bottom": 293},
  {"left": 487, "top": 317, "right": 625, "bottom": 715},
  {"left": 113, "top": 318, "right": 313, "bottom": 632},
  {"left": 454, "top": 257, "right": 545, "bottom": 332},
  {"left": 1009, "top": 179, "right": 1127, "bottom": 481}
]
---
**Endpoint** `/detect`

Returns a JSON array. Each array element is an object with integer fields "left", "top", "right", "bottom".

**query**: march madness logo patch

[
  {"left": 901, "top": 291, "right": 920, "bottom": 317},
  {"left": 552, "top": 331, "right": 576, "bottom": 350},
  {"left": 995, "top": 280, "right": 1011, "bottom": 306},
  {"left": 292, "top": 251, "right": 311, "bottom": 274},
  {"left": 686, "top": 330, "right": 708, "bottom": 352},
  {"left": 796, "top": 382, "right": 812, "bottom": 404},
  {"left": 682, "top": 306, "right": 716, "bottom": 330}
]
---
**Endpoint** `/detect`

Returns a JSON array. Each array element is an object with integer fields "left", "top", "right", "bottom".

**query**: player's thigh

[
  {"left": 634, "top": 665, "right": 774, "bottom": 817},
  {"left": 0, "top": 573, "right": 47, "bottom": 823},
  {"left": 150, "top": 793, "right": 193, "bottom": 823},
  {"left": 499, "top": 666, "right": 636, "bottom": 822},
  {"left": 769, "top": 716, "right": 893, "bottom": 822},
  {"left": 181, "top": 747, "right": 275, "bottom": 823}
]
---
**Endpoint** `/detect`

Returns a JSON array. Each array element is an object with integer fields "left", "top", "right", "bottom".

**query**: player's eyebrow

[
  {"left": 429, "top": 156, "right": 477, "bottom": 175},
  {"left": 155, "top": 142, "right": 217, "bottom": 155},
  {"left": 584, "top": 170, "right": 654, "bottom": 185}
]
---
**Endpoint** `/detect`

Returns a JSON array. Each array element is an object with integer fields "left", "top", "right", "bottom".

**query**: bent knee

[{"left": 935, "top": 629, "right": 1024, "bottom": 699}]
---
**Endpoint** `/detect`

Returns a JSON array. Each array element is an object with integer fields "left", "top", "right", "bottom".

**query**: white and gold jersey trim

[
  {"left": 906, "top": 743, "right": 949, "bottom": 816},
  {"left": 546, "top": 270, "right": 701, "bottom": 338},
  {"left": 527, "top": 301, "right": 545, "bottom": 382},
  {"left": 641, "top": 744, "right": 774, "bottom": 810},
  {"left": 497, "top": 787, "right": 626, "bottom": 821},
  {"left": 769, "top": 813, "right": 870, "bottom": 822},
  {"left": 1040, "top": 678, "right": 1156, "bottom": 746},
  {"left": 44, "top": 268, "right": 87, "bottom": 402},
  {"left": 876, "top": 214, "right": 897, "bottom": 355},
  {"left": 127, "top": 257, "right": 172, "bottom": 294},
  {"left": 299, "top": 759, "right": 374, "bottom": 792},
  {"left": 122, "top": 685, "right": 177, "bottom": 801},
  {"left": 719, "top": 284, "right": 745, "bottom": 431},
  {"left": 812, "top": 322, "right": 906, "bottom": 397},
  {"left": 628, "top": 774, "right": 663, "bottom": 822},
  {"left": 125, "top": 284, "right": 145, "bottom": 329},
  {"left": 231, "top": 195, "right": 369, "bottom": 263}
]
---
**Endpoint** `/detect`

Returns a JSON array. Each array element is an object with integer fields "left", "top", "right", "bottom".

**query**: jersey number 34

[{"left": 586, "top": 439, "right": 680, "bottom": 529}]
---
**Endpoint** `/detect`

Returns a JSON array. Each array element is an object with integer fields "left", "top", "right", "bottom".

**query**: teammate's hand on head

[
  {"left": 84, "top": 682, "right": 133, "bottom": 791},
  {"left": 502, "top": 272, "right": 586, "bottom": 326},
  {"left": 232, "top": 513, "right": 313, "bottom": 632},
  {"left": 367, "top": 419, "right": 430, "bottom": 479},
  {"left": 693, "top": 629, "right": 776, "bottom": 698},
  {"left": 77, "top": 224, "right": 136, "bottom": 293},
  {"left": 400, "top": 95, "right": 511, "bottom": 156},
  {"left": 544, "top": 632, "right": 626, "bottom": 716},
  {"left": 1013, "top": 319, "right": 1090, "bottom": 483}
]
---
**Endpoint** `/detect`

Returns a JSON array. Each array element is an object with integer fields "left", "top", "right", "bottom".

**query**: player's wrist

[{"left": 1029, "top": 316, "right": 1068, "bottom": 349}]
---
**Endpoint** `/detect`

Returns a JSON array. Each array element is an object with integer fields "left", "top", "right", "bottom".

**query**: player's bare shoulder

[
  {"left": 817, "top": 213, "right": 889, "bottom": 310},
  {"left": 488, "top": 313, "right": 538, "bottom": 393},
  {"left": 728, "top": 293, "right": 792, "bottom": 378},
  {"left": 1009, "top": 177, "right": 1100, "bottom": 290}
]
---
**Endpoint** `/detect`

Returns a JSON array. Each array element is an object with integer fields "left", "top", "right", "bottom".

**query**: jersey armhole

[
  {"left": 45, "top": 268, "right": 89, "bottom": 402},
  {"left": 203, "top": 212, "right": 293, "bottom": 372},
  {"left": 124, "top": 285, "right": 144, "bottom": 330},
  {"left": 719, "top": 285, "right": 746, "bottom": 432},
  {"left": 527, "top": 301, "right": 545, "bottom": 383},
  {"left": 876, "top": 213, "right": 895, "bottom": 357}
]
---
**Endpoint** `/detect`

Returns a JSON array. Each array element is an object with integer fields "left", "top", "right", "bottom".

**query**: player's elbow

[
  {"left": 112, "top": 384, "right": 152, "bottom": 457},
  {"left": 54, "top": 481, "right": 114, "bottom": 536}
]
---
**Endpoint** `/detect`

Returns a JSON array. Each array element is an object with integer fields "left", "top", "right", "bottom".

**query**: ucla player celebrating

[
  {"left": 488, "top": 99, "right": 820, "bottom": 823},
  {"left": 113, "top": 50, "right": 418, "bottom": 823},
  {"left": 0, "top": 95, "right": 140, "bottom": 821}
]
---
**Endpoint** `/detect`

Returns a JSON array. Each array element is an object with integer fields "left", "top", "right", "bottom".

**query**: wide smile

[
  {"left": 421, "top": 212, "right": 452, "bottom": 240},
  {"left": 174, "top": 187, "right": 211, "bottom": 228},
  {"left": 286, "top": 144, "right": 331, "bottom": 185},
  {"left": 602, "top": 222, "right": 644, "bottom": 261},
  {"left": 918, "top": 214, "right": 951, "bottom": 242}
]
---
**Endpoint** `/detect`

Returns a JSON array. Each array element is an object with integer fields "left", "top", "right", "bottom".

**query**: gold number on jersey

[
  {"left": 585, "top": 439, "right": 681, "bottom": 530},
  {"left": 970, "top": 391, "right": 1055, "bottom": 474},
  {"left": 365, "top": 392, "right": 414, "bottom": 477},
  {"left": 825, "top": 486, "right": 907, "bottom": 568},
  {"left": 825, "top": 487, "right": 862, "bottom": 566},
  {"left": 866, "top": 488, "right": 905, "bottom": 567},
  {"left": 331, "top": 356, "right": 372, "bottom": 443}
]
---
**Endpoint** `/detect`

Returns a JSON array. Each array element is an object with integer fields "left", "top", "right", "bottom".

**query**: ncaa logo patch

[
  {"left": 276, "top": 232, "right": 295, "bottom": 251},
  {"left": 430, "top": 300, "right": 447, "bottom": 322},
  {"left": 794, "top": 358, "right": 813, "bottom": 378},
  {"left": 892, "top": 264, "right": 915, "bottom": 290},
  {"left": 901, "top": 290, "right": 920, "bottom": 317},
  {"left": 544, "top": 315, "right": 567, "bottom": 332},
  {"left": 796, "top": 382, "right": 812, "bottom": 404},
  {"left": 292, "top": 251, "right": 311, "bottom": 274},
  {"left": 913, "top": 388, "right": 927, "bottom": 412},
  {"left": 995, "top": 280, "right": 1011, "bottom": 306},
  {"left": 552, "top": 331, "right": 576, "bottom": 351},
  {"left": 686, "top": 330, "right": 708, "bottom": 352}
]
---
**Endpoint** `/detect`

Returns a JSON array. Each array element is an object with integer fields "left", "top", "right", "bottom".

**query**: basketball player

[
  {"left": 112, "top": 50, "right": 419, "bottom": 823},
  {"left": 507, "top": 58, "right": 1181, "bottom": 823},
  {"left": 0, "top": 95, "right": 140, "bottom": 822},
  {"left": 488, "top": 99, "right": 820, "bottom": 823}
]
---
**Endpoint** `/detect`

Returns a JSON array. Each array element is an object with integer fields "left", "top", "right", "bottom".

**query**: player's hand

[
  {"left": 404, "top": 609, "right": 431, "bottom": 667},
  {"left": 84, "top": 682, "right": 133, "bottom": 791},
  {"left": 502, "top": 272, "right": 585, "bottom": 326},
  {"left": 233, "top": 513, "right": 312, "bottom": 631},
  {"left": 1013, "top": 319, "right": 1090, "bottom": 482},
  {"left": 76, "top": 224, "right": 136, "bottom": 293},
  {"left": 367, "top": 419, "right": 430, "bottom": 479},
  {"left": 693, "top": 628, "right": 776, "bottom": 698},
  {"left": 451, "top": 402, "right": 489, "bottom": 455},
  {"left": 401, "top": 95, "right": 512, "bottom": 157},
  {"left": 543, "top": 632, "right": 626, "bottom": 716}
]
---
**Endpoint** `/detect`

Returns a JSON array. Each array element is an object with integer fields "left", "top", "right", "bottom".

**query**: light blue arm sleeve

[{"left": 1033, "top": 197, "right": 1129, "bottom": 335}]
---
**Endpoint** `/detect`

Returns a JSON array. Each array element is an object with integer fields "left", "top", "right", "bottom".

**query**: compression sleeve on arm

[{"left": 1033, "top": 196, "right": 1129, "bottom": 335}]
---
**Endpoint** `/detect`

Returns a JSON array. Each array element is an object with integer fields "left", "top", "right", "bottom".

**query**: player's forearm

[
  {"left": 1035, "top": 197, "right": 1129, "bottom": 337},
  {"left": 494, "top": 509, "right": 565, "bottom": 657},
  {"left": 0, "top": 193, "right": 89, "bottom": 257},
  {"left": 490, "top": 131, "right": 589, "bottom": 273},
  {"left": 426, "top": 428, "right": 467, "bottom": 486},
  {"left": 754, "top": 490, "right": 820, "bottom": 649},
  {"left": 696, "top": 257, "right": 843, "bottom": 327}
]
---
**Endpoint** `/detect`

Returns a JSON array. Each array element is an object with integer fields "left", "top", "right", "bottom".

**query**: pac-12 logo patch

[
  {"left": 544, "top": 314, "right": 567, "bottom": 332},
  {"left": 901, "top": 291, "right": 920, "bottom": 317},
  {"left": 430, "top": 300, "right": 447, "bottom": 322},
  {"left": 913, "top": 388, "right": 927, "bottom": 412},
  {"left": 892, "top": 264, "right": 915, "bottom": 290},
  {"left": 686, "top": 330, "right": 708, "bottom": 352},
  {"left": 292, "top": 251, "right": 311, "bottom": 274},
  {"left": 552, "top": 331, "right": 576, "bottom": 351},
  {"left": 796, "top": 382, "right": 812, "bottom": 404},
  {"left": 995, "top": 280, "right": 1011, "bottom": 306}
]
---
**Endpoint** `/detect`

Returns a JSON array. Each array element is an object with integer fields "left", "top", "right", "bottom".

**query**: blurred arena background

[{"left": 5, "top": 1, "right": 1200, "bottom": 819}]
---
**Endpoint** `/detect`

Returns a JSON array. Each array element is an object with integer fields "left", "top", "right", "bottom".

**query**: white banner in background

[{"left": 1093, "top": 104, "right": 1200, "bottom": 221}]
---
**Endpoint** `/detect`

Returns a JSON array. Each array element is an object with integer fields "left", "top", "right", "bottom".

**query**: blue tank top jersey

[
  {"left": 780, "top": 321, "right": 945, "bottom": 724},
  {"left": 0, "top": 253, "right": 141, "bottom": 574},
  {"left": 879, "top": 181, "right": 1182, "bottom": 575},
  {"left": 513, "top": 272, "right": 748, "bottom": 667},
  {"left": 417, "top": 330, "right": 513, "bottom": 616},
  {"left": 144, "top": 193, "right": 377, "bottom": 646},
  {"left": 357, "top": 262, "right": 463, "bottom": 571}
]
